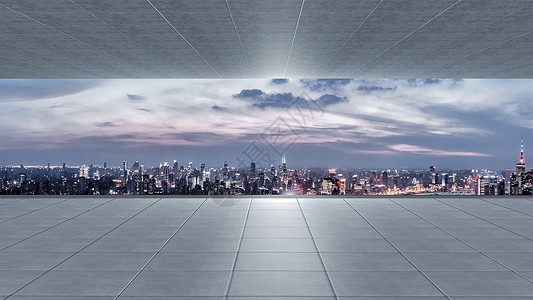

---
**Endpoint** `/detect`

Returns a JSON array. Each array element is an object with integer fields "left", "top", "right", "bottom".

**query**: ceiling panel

[{"left": 0, "top": 0, "right": 532, "bottom": 78}]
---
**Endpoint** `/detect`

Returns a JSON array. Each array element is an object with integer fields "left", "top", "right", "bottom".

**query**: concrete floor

[{"left": 1, "top": 196, "right": 533, "bottom": 299}]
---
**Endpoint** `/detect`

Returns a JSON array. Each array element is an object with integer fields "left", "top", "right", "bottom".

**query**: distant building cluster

[{"left": 0, "top": 140, "right": 531, "bottom": 196}]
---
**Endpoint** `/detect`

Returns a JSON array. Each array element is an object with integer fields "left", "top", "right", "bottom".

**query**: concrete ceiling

[{"left": 0, "top": 0, "right": 532, "bottom": 78}]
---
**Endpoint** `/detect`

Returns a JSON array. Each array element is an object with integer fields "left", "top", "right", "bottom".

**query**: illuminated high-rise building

[
  {"left": 162, "top": 162, "right": 170, "bottom": 183},
  {"left": 517, "top": 138, "right": 526, "bottom": 175},
  {"left": 123, "top": 161, "right": 128, "bottom": 179},
  {"left": 132, "top": 161, "right": 140, "bottom": 174},
  {"left": 79, "top": 165, "right": 89, "bottom": 178},
  {"left": 223, "top": 161, "right": 229, "bottom": 181},
  {"left": 429, "top": 165, "right": 437, "bottom": 185},
  {"left": 511, "top": 138, "right": 528, "bottom": 195}
]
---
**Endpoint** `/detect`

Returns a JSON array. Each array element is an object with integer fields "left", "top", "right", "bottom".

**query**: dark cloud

[
  {"left": 127, "top": 94, "right": 146, "bottom": 102},
  {"left": 137, "top": 108, "right": 152, "bottom": 113},
  {"left": 235, "top": 89, "right": 264, "bottom": 98},
  {"left": 406, "top": 78, "right": 465, "bottom": 86},
  {"left": 357, "top": 85, "right": 396, "bottom": 92},
  {"left": 95, "top": 122, "right": 119, "bottom": 128},
  {"left": 300, "top": 79, "right": 354, "bottom": 91},
  {"left": 271, "top": 78, "right": 289, "bottom": 85},
  {"left": 234, "top": 89, "right": 348, "bottom": 109},
  {"left": 0, "top": 79, "right": 101, "bottom": 102},
  {"left": 160, "top": 132, "right": 228, "bottom": 144},
  {"left": 211, "top": 105, "right": 228, "bottom": 112},
  {"left": 316, "top": 94, "right": 348, "bottom": 106}
]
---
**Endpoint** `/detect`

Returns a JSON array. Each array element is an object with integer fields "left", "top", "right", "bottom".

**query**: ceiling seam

[
  {"left": 145, "top": 0, "right": 222, "bottom": 78},
  {"left": 423, "top": 31, "right": 532, "bottom": 76},
  {"left": 315, "top": 0, "right": 385, "bottom": 77},
  {"left": 417, "top": 4, "right": 532, "bottom": 76},
  {"left": 283, "top": 0, "right": 305, "bottom": 78},
  {"left": 225, "top": 0, "right": 253, "bottom": 78},
  {"left": 0, "top": 3, "right": 160, "bottom": 78},
  {"left": 344, "top": 0, "right": 463, "bottom": 78}
]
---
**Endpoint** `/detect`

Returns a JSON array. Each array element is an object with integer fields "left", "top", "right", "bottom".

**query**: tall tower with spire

[{"left": 517, "top": 137, "right": 526, "bottom": 175}]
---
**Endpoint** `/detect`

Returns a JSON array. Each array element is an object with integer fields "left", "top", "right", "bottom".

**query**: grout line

[
  {"left": 145, "top": 0, "right": 222, "bottom": 78},
  {"left": 388, "top": 197, "right": 533, "bottom": 286},
  {"left": 112, "top": 198, "right": 208, "bottom": 300},
  {"left": 224, "top": 197, "right": 253, "bottom": 299},
  {"left": 296, "top": 198, "right": 339, "bottom": 299},
  {"left": 345, "top": 0, "right": 462, "bottom": 78},
  {"left": 0, "top": 3, "right": 160, "bottom": 77},
  {"left": 315, "top": 0, "right": 385, "bottom": 77},
  {"left": 0, "top": 197, "right": 73, "bottom": 226},
  {"left": 283, "top": 0, "right": 305, "bottom": 78},
  {"left": 343, "top": 198, "right": 452, "bottom": 300},
  {"left": 225, "top": 0, "right": 253, "bottom": 78}
]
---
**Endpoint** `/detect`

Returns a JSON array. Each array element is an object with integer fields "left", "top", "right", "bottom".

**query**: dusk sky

[{"left": 0, "top": 78, "right": 530, "bottom": 169}]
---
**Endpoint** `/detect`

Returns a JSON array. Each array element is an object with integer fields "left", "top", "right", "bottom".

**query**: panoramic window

[{"left": 0, "top": 78, "right": 530, "bottom": 195}]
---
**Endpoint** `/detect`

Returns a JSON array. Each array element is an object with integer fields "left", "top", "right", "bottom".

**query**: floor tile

[
  {"left": 15, "top": 270, "right": 136, "bottom": 296},
  {"left": 243, "top": 226, "right": 311, "bottom": 238},
  {"left": 55, "top": 252, "right": 152, "bottom": 270},
  {"left": 122, "top": 270, "right": 231, "bottom": 296},
  {"left": 461, "top": 238, "right": 533, "bottom": 252},
  {"left": 426, "top": 271, "right": 533, "bottom": 296},
  {"left": 486, "top": 252, "right": 533, "bottom": 271},
  {"left": 0, "top": 270, "right": 45, "bottom": 295},
  {"left": 405, "top": 252, "right": 507, "bottom": 271},
  {"left": 3, "top": 238, "right": 95, "bottom": 252},
  {"left": 239, "top": 238, "right": 316, "bottom": 252},
  {"left": 7, "top": 297, "right": 114, "bottom": 300},
  {"left": 330, "top": 271, "right": 443, "bottom": 296},
  {"left": 389, "top": 238, "right": 475, "bottom": 252},
  {"left": 228, "top": 271, "right": 334, "bottom": 296},
  {"left": 235, "top": 253, "right": 323, "bottom": 270},
  {"left": 82, "top": 237, "right": 167, "bottom": 253},
  {"left": 146, "top": 252, "right": 236, "bottom": 270},
  {"left": 162, "top": 237, "right": 241, "bottom": 252},
  {"left": 0, "top": 252, "right": 72, "bottom": 270},
  {"left": 314, "top": 238, "right": 396, "bottom": 252},
  {"left": 310, "top": 226, "right": 381, "bottom": 238},
  {"left": 322, "top": 252, "right": 415, "bottom": 271}
]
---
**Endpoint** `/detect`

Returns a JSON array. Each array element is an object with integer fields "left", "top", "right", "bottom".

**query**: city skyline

[{"left": 1, "top": 78, "right": 531, "bottom": 169}]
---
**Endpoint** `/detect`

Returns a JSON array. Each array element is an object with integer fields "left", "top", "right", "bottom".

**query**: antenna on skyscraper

[{"left": 521, "top": 136, "right": 525, "bottom": 162}]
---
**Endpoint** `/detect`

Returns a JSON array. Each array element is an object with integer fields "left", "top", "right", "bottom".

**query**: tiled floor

[{"left": 1, "top": 196, "right": 533, "bottom": 299}]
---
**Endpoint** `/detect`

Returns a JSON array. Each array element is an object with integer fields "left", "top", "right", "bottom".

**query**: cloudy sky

[{"left": 0, "top": 78, "right": 530, "bottom": 169}]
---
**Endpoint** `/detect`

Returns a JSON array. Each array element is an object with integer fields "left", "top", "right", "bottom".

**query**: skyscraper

[
  {"left": 517, "top": 138, "right": 526, "bottom": 175},
  {"left": 162, "top": 162, "right": 170, "bottom": 183},
  {"left": 223, "top": 161, "right": 229, "bottom": 181},
  {"left": 429, "top": 165, "right": 437, "bottom": 185},
  {"left": 250, "top": 162, "right": 256, "bottom": 178},
  {"left": 511, "top": 138, "right": 528, "bottom": 195}
]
